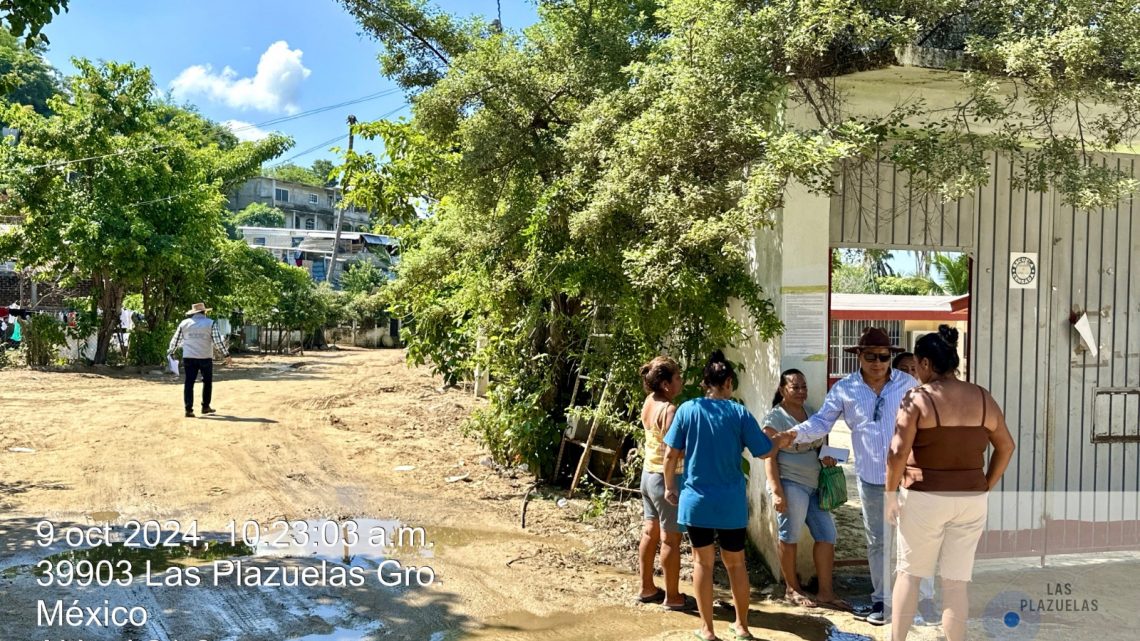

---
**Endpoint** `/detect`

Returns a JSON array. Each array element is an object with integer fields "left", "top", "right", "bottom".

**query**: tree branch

[
  {"left": 373, "top": 3, "right": 452, "bottom": 67},
  {"left": 796, "top": 78, "right": 831, "bottom": 129}
]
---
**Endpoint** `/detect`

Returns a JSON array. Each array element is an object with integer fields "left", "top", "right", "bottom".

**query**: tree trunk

[{"left": 93, "top": 276, "right": 124, "bottom": 365}]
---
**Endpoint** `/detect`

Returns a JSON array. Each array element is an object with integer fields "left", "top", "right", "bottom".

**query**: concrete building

[
  {"left": 237, "top": 226, "right": 399, "bottom": 284},
  {"left": 228, "top": 176, "right": 371, "bottom": 232},
  {"left": 734, "top": 61, "right": 1140, "bottom": 579},
  {"left": 828, "top": 293, "right": 970, "bottom": 386}
]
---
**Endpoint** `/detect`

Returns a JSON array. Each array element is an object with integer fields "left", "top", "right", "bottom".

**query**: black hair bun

[
  {"left": 709, "top": 350, "right": 727, "bottom": 363},
  {"left": 938, "top": 324, "right": 959, "bottom": 348}
]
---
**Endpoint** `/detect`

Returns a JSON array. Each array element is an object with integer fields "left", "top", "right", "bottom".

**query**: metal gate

[{"left": 829, "top": 153, "right": 1140, "bottom": 560}]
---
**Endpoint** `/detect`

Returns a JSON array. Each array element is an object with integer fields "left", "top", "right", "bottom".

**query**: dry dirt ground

[{"left": 1, "top": 349, "right": 1134, "bottom": 641}]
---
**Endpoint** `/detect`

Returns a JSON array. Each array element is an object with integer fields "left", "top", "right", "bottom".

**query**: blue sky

[{"left": 39, "top": 0, "right": 539, "bottom": 168}]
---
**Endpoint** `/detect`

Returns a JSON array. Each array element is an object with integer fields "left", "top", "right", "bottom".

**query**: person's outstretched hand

[{"left": 224, "top": 356, "right": 233, "bottom": 367}]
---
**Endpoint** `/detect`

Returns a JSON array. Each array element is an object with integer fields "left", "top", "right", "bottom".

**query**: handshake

[{"left": 762, "top": 426, "right": 797, "bottom": 449}]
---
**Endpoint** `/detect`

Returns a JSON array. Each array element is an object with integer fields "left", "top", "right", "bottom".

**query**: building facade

[
  {"left": 737, "top": 62, "right": 1140, "bottom": 579},
  {"left": 228, "top": 176, "right": 371, "bottom": 232}
]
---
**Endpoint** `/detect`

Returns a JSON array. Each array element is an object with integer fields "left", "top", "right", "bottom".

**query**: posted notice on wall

[
  {"left": 1009, "top": 252, "right": 1039, "bottom": 290},
  {"left": 782, "top": 293, "right": 827, "bottom": 357}
]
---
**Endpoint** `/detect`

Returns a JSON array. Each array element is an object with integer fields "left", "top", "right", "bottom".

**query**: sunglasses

[
  {"left": 861, "top": 352, "right": 893, "bottom": 363},
  {"left": 873, "top": 396, "right": 885, "bottom": 421}
]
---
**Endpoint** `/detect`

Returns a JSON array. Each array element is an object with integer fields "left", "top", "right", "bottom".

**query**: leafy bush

[
  {"left": 127, "top": 321, "right": 175, "bottom": 366},
  {"left": 0, "top": 344, "right": 15, "bottom": 369},
  {"left": 24, "top": 314, "right": 66, "bottom": 367},
  {"left": 465, "top": 385, "right": 562, "bottom": 474},
  {"left": 874, "top": 275, "right": 939, "bottom": 295}
]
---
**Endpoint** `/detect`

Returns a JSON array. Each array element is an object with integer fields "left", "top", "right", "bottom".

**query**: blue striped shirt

[{"left": 789, "top": 368, "right": 918, "bottom": 485}]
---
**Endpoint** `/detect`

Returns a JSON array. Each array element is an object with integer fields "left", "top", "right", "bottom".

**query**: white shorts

[{"left": 897, "top": 488, "right": 988, "bottom": 582}]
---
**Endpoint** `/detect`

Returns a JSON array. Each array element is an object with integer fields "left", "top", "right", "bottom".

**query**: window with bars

[{"left": 828, "top": 319, "right": 904, "bottom": 378}]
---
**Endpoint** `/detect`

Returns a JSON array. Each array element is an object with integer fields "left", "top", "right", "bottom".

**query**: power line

[
  {"left": 270, "top": 134, "right": 349, "bottom": 167},
  {"left": 22, "top": 145, "right": 171, "bottom": 173},
  {"left": 17, "top": 91, "right": 405, "bottom": 172},
  {"left": 267, "top": 103, "right": 410, "bottom": 167},
  {"left": 227, "top": 88, "right": 405, "bottom": 133}
]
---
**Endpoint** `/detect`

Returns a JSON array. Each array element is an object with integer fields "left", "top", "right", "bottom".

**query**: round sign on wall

[{"left": 1009, "top": 253, "right": 1038, "bottom": 289}]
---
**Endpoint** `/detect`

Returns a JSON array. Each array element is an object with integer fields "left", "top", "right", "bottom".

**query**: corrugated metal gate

[{"left": 830, "top": 153, "right": 1140, "bottom": 560}]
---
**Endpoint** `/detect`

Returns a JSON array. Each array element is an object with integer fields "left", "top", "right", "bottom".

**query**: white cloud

[
  {"left": 222, "top": 119, "right": 271, "bottom": 142},
  {"left": 171, "top": 41, "right": 311, "bottom": 114}
]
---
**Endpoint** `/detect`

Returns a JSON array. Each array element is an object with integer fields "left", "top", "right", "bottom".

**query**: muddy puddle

[{"left": 0, "top": 514, "right": 877, "bottom": 641}]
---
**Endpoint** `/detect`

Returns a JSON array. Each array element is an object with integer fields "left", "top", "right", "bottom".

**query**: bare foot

[
  {"left": 731, "top": 623, "right": 757, "bottom": 640},
  {"left": 785, "top": 588, "right": 818, "bottom": 608}
]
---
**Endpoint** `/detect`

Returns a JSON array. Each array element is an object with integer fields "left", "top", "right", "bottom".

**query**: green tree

[
  {"left": 832, "top": 263, "right": 874, "bottom": 294},
  {"left": 0, "top": 0, "right": 69, "bottom": 46},
  {"left": 310, "top": 159, "right": 336, "bottom": 185},
  {"left": 338, "top": 0, "right": 1140, "bottom": 470},
  {"left": 340, "top": 259, "right": 386, "bottom": 296},
  {"left": 0, "top": 60, "right": 290, "bottom": 363},
  {"left": 932, "top": 252, "right": 970, "bottom": 295},
  {"left": 0, "top": 26, "right": 62, "bottom": 115},
  {"left": 226, "top": 202, "right": 286, "bottom": 237},
  {"left": 845, "top": 249, "right": 896, "bottom": 280},
  {"left": 874, "top": 275, "right": 939, "bottom": 295},
  {"left": 264, "top": 162, "right": 324, "bottom": 187}
]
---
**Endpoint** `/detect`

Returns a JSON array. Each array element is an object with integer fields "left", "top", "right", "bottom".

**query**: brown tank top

[{"left": 903, "top": 385, "right": 990, "bottom": 493}]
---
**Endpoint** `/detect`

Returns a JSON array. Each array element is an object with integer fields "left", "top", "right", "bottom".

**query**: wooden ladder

[{"left": 555, "top": 307, "right": 622, "bottom": 496}]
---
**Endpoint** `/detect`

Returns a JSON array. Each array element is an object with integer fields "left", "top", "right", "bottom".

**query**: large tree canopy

[
  {"left": 0, "top": 60, "right": 291, "bottom": 363},
  {"left": 338, "top": 0, "right": 1140, "bottom": 471},
  {"left": 0, "top": 27, "right": 62, "bottom": 115},
  {"left": 0, "top": 0, "right": 69, "bottom": 46}
]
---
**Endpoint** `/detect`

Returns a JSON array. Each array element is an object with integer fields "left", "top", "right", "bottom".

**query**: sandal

[
  {"left": 786, "top": 590, "right": 818, "bottom": 608},
  {"left": 816, "top": 597, "right": 854, "bottom": 613},
  {"left": 693, "top": 631, "right": 721, "bottom": 641},
  {"left": 664, "top": 594, "right": 699, "bottom": 612},
  {"left": 637, "top": 588, "right": 665, "bottom": 604},
  {"left": 730, "top": 627, "right": 758, "bottom": 641}
]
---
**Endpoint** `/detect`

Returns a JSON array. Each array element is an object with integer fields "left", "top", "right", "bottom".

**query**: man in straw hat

[
  {"left": 168, "top": 302, "right": 232, "bottom": 418},
  {"left": 768, "top": 326, "right": 928, "bottom": 626}
]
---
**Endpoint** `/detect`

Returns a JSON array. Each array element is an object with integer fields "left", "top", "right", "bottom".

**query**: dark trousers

[{"left": 183, "top": 358, "right": 213, "bottom": 411}]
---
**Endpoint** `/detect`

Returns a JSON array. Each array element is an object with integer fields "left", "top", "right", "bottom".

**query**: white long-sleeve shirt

[{"left": 789, "top": 368, "right": 917, "bottom": 485}]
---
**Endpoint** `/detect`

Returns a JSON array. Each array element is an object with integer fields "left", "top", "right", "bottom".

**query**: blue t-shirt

[{"left": 664, "top": 397, "right": 772, "bottom": 529}]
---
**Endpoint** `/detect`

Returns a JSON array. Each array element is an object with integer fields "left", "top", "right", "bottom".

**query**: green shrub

[
  {"left": 25, "top": 314, "right": 66, "bottom": 367},
  {"left": 127, "top": 321, "right": 175, "bottom": 366}
]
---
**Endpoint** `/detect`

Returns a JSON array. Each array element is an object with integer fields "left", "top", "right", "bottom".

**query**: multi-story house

[{"left": 227, "top": 176, "right": 371, "bottom": 232}]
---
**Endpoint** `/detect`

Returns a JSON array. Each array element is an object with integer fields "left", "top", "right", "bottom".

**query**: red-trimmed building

[{"left": 828, "top": 293, "right": 969, "bottom": 388}]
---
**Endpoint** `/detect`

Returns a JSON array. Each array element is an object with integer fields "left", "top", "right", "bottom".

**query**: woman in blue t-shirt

[{"left": 664, "top": 351, "right": 774, "bottom": 641}]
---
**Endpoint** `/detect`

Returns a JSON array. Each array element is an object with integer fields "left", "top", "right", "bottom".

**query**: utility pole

[{"left": 328, "top": 114, "right": 357, "bottom": 287}]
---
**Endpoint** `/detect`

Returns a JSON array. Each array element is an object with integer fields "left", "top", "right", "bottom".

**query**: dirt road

[
  {"left": 0, "top": 349, "right": 909, "bottom": 640},
  {"left": 4, "top": 349, "right": 1136, "bottom": 640}
]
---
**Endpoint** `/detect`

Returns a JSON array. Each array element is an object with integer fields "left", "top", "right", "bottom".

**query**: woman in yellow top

[{"left": 637, "top": 356, "right": 695, "bottom": 611}]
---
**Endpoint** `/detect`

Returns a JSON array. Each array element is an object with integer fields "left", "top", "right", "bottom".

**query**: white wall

[
  {"left": 726, "top": 208, "right": 784, "bottom": 577},
  {"left": 734, "top": 178, "right": 833, "bottom": 582}
]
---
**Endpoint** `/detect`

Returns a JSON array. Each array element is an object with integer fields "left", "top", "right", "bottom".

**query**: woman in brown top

[{"left": 885, "top": 326, "right": 1016, "bottom": 641}]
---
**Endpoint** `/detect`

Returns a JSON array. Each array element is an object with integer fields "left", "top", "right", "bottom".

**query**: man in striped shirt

[
  {"left": 770, "top": 327, "right": 919, "bottom": 626},
  {"left": 168, "top": 302, "right": 232, "bottom": 418}
]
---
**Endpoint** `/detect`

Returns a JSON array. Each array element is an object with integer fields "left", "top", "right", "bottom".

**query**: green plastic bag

[{"left": 818, "top": 466, "right": 848, "bottom": 511}]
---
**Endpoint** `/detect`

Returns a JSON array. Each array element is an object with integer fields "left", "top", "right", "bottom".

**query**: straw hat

[{"left": 185, "top": 302, "right": 212, "bottom": 316}]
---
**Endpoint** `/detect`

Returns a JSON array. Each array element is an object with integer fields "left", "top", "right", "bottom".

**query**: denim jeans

[
  {"left": 859, "top": 480, "right": 934, "bottom": 606},
  {"left": 775, "top": 479, "right": 837, "bottom": 544}
]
